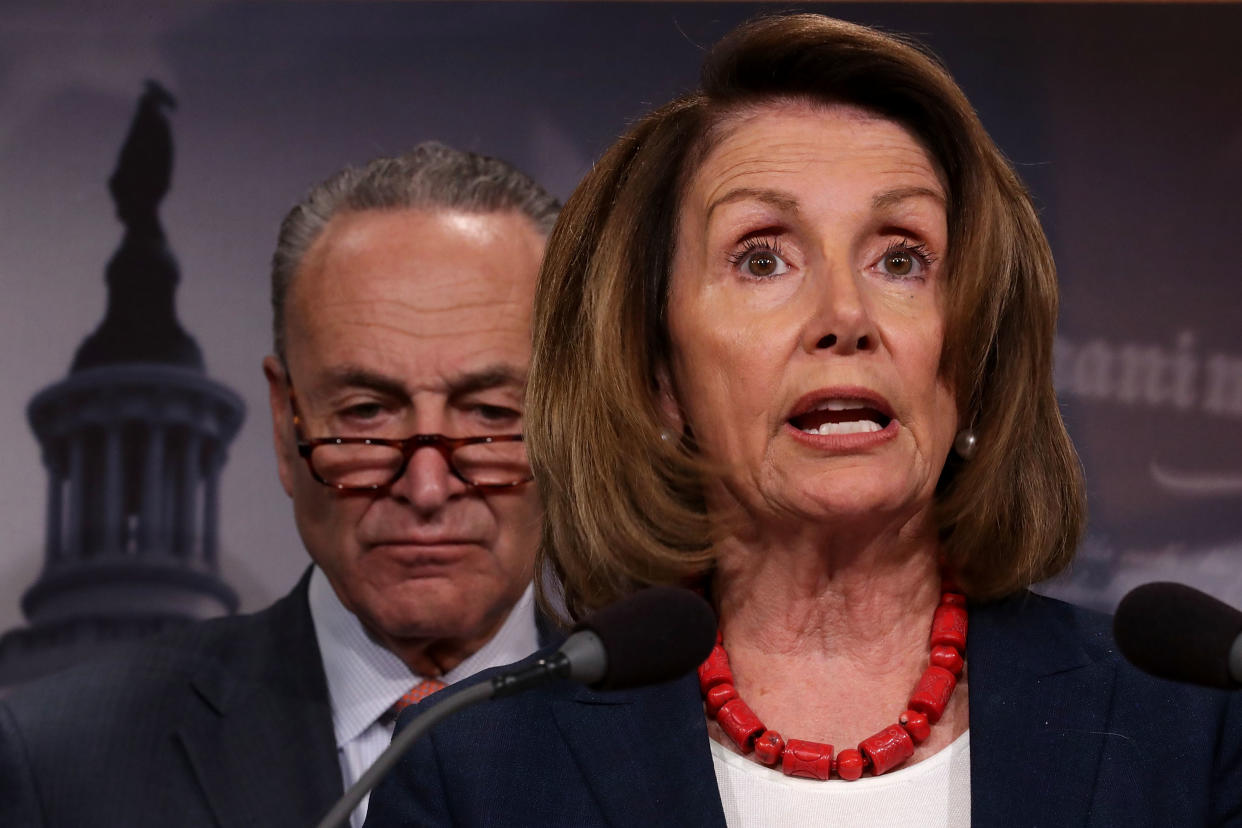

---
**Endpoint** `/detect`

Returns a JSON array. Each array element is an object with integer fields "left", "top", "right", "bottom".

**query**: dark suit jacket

[
  {"left": 0, "top": 571, "right": 343, "bottom": 828},
  {"left": 364, "top": 591, "right": 1242, "bottom": 827}
]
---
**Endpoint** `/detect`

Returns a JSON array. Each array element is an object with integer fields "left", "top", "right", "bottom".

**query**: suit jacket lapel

[
  {"left": 551, "top": 674, "right": 727, "bottom": 828},
  {"left": 969, "top": 592, "right": 1115, "bottom": 827},
  {"left": 176, "top": 570, "right": 342, "bottom": 828}
]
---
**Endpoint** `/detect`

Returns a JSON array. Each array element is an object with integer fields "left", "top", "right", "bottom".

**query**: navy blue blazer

[
  {"left": 0, "top": 570, "right": 343, "bottom": 828},
  {"left": 365, "top": 591, "right": 1242, "bottom": 827}
]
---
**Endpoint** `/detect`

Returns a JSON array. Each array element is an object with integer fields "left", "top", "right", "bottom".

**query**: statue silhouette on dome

[
  {"left": 72, "top": 80, "right": 203, "bottom": 373},
  {"left": 108, "top": 80, "right": 176, "bottom": 234}
]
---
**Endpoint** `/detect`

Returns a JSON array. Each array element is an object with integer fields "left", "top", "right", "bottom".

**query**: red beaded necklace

[{"left": 697, "top": 583, "right": 967, "bottom": 781}]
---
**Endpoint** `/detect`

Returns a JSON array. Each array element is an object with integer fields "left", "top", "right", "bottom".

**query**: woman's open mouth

[{"left": 789, "top": 399, "right": 893, "bottom": 435}]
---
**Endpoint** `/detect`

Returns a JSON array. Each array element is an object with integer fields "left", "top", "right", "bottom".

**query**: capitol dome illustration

[{"left": 0, "top": 82, "right": 244, "bottom": 688}]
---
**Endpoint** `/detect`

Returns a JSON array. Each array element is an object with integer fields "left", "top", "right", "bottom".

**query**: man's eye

[
  {"left": 474, "top": 404, "right": 521, "bottom": 422},
  {"left": 342, "top": 403, "right": 384, "bottom": 420}
]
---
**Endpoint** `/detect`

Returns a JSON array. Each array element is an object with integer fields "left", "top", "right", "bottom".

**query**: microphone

[
  {"left": 493, "top": 584, "right": 719, "bottom": 696},
  {"left": 314, "top": 586, "right": 716, "bottom": 828},
  {"left": 1113, "top": 581, "right": 1242, "bottom": 690}
]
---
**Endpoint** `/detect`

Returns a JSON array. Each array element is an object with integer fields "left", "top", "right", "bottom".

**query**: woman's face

[{"left": 665, "top": 100, "right": 958, "bottom": 532}]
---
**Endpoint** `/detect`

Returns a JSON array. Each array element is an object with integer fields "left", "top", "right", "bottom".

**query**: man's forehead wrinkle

[
  {"left": 292, "top": 293, "right": 531, "bottom": 347},
  {"left": 308, "top": 358, "right": 526, "bottom": 397},
  {"left": 305, "top": 283, "right": 530, "bottom": 316},
  {"left": 318, "top": 318, "right": 531, "bottom": 348},
  {"left": 305, "top": 364, "right": 409, "bottom": 399},
  {"left": 448, "top": 364, "right": 528, "bottom": 396},
  {"left": 378, "top": 292, "right": 530, "bottom": 314}
]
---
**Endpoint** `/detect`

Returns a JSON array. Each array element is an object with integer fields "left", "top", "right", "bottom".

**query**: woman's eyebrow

[
  {"left": 871, "top": 186, "right": 945, "bottom": 210},
  {"left": 706, "top": 187, "right": 800, "bottom": 220}
]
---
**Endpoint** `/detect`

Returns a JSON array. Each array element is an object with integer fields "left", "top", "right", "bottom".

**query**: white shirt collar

[{"left": 308, "top": 565, "right": 538, "bottom": 749}]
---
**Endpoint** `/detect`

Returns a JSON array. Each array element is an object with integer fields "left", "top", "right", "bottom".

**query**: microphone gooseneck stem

[
  {"left": 491, "top": 651, "right": 571, "bottom": 699},
  {"left": 313, "top": 681, "right": 493, "bottom": 828},
  {"left": 312, "top": 592, "right": 702, "bottom": 828}
]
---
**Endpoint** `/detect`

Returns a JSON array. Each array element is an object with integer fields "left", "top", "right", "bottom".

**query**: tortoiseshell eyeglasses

[{"left": 289, "top": 391, "right": 532, "bottom": 492}]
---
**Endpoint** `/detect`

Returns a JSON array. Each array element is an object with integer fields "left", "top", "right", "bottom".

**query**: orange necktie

[{"left": 390, "top": 678, "right": 447, "bottom": 717}]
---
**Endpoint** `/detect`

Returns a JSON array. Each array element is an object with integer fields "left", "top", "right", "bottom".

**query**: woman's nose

[{"left": 803, "top": 261, "right": 878, "bottom": 355}]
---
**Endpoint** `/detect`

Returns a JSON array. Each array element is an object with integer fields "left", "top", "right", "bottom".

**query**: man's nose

[{"left": 386, "top": 443, "right": 467, "bottom": 513}]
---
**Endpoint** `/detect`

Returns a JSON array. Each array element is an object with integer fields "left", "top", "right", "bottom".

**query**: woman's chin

[
  {"left": 765, "top": 484, "right": 928, "bottom": 534},
  {"left": 779, "top": 464, "right": 929, "bottom": 517}
]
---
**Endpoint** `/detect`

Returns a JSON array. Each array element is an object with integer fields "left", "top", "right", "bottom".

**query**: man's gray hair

[{"left": 270, "top": 141, "right": 560, "bottom": 359}]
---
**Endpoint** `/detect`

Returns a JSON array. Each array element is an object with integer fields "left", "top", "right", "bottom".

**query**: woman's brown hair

[{"left": 529, "top": 14, "right": 1085, "bottom": 621}]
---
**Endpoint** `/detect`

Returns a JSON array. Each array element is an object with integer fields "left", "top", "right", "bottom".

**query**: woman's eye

[
  {"left": 883, "top": 250, "right": 915, "bottom": 277},
  {"left": 731, "top": 242, "right": 790, "bottom": 279},
  {"left": 877, "top": 240, "right": 935, "bottom": 280}
]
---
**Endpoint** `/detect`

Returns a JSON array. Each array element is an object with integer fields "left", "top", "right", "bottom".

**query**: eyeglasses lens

[
  {"left": 453, "top": 439, "right": 528, "bottom": 487},
  {"left": 312, "top": 443, "right": 404, "bottom": 488},
  {"left": 310, "top": 439, "right": 527, "bottom": 488}
]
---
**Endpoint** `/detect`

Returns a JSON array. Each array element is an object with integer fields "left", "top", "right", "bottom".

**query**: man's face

[{"left": 264, "top": 207, "right": 544, "bottom": 673}]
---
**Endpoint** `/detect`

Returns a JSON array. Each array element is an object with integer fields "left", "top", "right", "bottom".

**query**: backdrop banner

[{"left": 1, "top": 2, "right": 1238, "bottom": 634}]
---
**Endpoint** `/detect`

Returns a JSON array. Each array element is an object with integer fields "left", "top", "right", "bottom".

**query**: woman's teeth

[
  {"left": 798, "top": 419, "right": 883, "bottom": 435},
  {"left": 789, "top": 400, "right": 890, "bottom": 434}
]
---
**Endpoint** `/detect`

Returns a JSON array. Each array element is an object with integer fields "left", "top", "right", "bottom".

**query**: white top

[
  {"left": 711, "top": 730, "right": 971, "bottom": 827},
  {"left": 308, "top": 566, "right": 540, "bottom": 828}
]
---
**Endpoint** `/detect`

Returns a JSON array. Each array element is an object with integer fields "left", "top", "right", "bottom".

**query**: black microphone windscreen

[
  {"left": 573, "top": 586, "right": 717, "bottom": 692},
  {"left": 1113, "top": 582, "right": 1242, "bottom": 690}
]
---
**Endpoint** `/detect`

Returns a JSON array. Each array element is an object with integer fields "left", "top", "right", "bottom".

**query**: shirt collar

[{"left": 308, "top": 566, "right": 538, "bottom": 748}]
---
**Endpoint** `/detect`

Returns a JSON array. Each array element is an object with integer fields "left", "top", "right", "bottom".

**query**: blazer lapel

[
  {"left": 176, "top": 573, "right": 342, "bottom": 828},
  {"left": 969, "top": 592, "right": 1116, "bottom": 828},
  {"left": 535, "top": 607, "right": 566, "bottom": 650},
  {"left": 551, "top": 674, "right": 727, "bottom": 828}
]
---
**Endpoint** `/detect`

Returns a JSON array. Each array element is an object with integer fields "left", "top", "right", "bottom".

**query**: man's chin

[
  {"left": 369, "top": 594, "right": 492, "bottom": 645},
  {"left": 354, "top": 577, "right": 518, "bottom": 658},
  {"left": 384, "top": 615, "right": 475, "bottom": 643},
  {"left": 373, "top": 609, "right": 504, "bottom": 675}
]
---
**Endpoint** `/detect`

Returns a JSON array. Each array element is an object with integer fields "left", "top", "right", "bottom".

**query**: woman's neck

[
  {"left": 711, "top": 512, "right": 942, "bottom": 657},
  {"left": 704, "top": 512, "right": 968, "bottom": 758}
]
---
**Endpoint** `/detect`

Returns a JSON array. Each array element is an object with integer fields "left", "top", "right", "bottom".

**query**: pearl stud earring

[{"left": 953, "top": 428, "right": 977, "bottom": 460}]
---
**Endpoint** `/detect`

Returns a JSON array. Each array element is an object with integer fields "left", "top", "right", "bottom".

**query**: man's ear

[
  {"left": 262, "top": 354, "right": 296, "bottom": 498},
  {"left": 653, "top": 362, "right": 685, "bottom": 437}
]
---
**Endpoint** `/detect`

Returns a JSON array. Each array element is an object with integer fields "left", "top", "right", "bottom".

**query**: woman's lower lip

[{"left": 784, "top": 418, "right": 899, "bottom": 450}]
